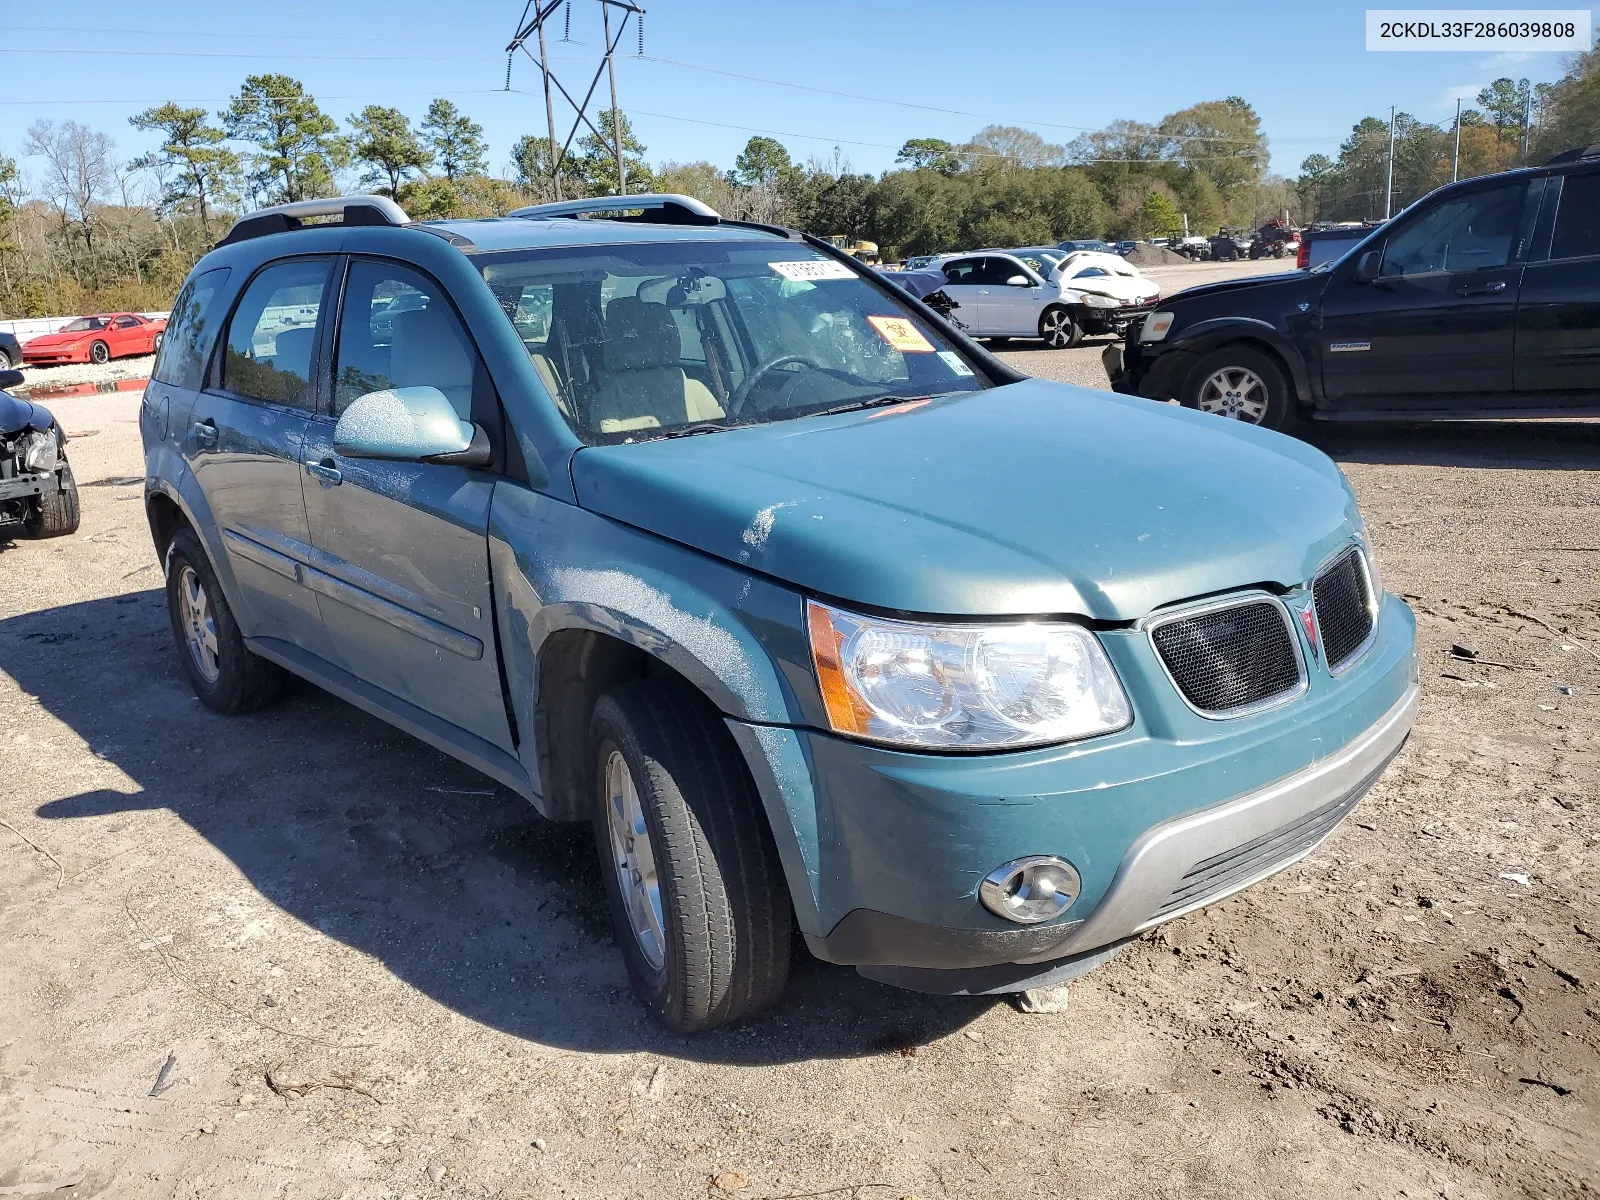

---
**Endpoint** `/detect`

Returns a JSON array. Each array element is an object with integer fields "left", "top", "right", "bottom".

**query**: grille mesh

[
  {"left": 1314, "top": 548, "right": 1375, "bottom": 670},
  {"left": 1152, "top": 600, "right": 1302, "bottom": 715}
]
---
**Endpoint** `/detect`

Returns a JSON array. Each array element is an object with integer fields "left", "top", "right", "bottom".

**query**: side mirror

[
  {"left": 0, "top": 368, "right": 23, "bottom": 390},
  {"left": 1005, "top": 274, "right": 1033, "bottom": 287},
  {"left": 1351, "top": 250, "right": 1382, "bottom": 284},
  {"left": 333, "top": 386, "right": 490, "bottom": 467}
]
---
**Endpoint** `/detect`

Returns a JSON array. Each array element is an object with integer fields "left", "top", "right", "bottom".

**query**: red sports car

[{"left": 22, "top": 312, "right": 168, "bottom": 367}]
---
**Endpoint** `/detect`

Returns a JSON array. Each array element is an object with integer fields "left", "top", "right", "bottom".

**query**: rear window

[
  {"left": 476, "top": 239, "right": 986, "bottom": 443},
  {"left": 1550, "top": 172, "right": 1600, "bottom": 261}
]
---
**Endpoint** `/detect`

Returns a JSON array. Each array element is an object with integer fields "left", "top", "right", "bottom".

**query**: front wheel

[
  {"left": 24, "top": 464, "right": 79, "bottom": 538},
  {"left": 1039, "top": 306, "right": 1082, "bottom": 349},
  {"left": 590, "top": 680, "right": 791, "bottom": 1032},
  {"left": 1182, "top": 345, "right": 1293, "bottom": 431},
  {"left": 89, "top": 341, "right": 110, "bottom": 365}
]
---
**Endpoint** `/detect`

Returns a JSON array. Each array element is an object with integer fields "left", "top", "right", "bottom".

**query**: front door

[
  {"left": 1316, "top": 179, "right": 1532, "bottom": 410},
  {"left": 1516, "top": 169, "right": 1600, "bottom": 402},
  {"left": 298, "top": 257, "right": 512, "bottom": 751},
  {"left": 981, "top": 257, "right": 1047, "bottom": 336},
  {"left": 186, "top": 256, "right": 335, "bottom": 659},
  {"left": 937, "top": 257, "right": 987, "bottom": 335},
  {"left": 108, "top": 315, "right": 145, "bottom": 358}
]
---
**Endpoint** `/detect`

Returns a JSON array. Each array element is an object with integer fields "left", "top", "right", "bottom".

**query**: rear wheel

[
  {"left": 590, "top": 680, "right": 791, "bottom": 1032},
  {"left": 1182, "top": 345, "right": 1293, "bottom": 431},
  {"left": 0, "top": 348, "right": 11, "bottom": 370},
  {"left": 163, "top": 527, "right": 287, "bottom": 713},
  {"left": 24, "top": 464, "right": 79, "bottom": 538},
  {"left": 151, "top": 331, "right": 163, "bottom": 356},
  {"left": 1040, "top": 306, "right": 1082, "bottom": 349},
  {"left": 89, "top": 341, "right": 109, "bottom": 365}
]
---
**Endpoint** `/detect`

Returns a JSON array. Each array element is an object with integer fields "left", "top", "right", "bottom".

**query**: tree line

[{"left": 1, "top": 48, "right": 1595, "bottom": 319}]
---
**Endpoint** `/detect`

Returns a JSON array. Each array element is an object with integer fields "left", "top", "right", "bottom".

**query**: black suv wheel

[
  {"left": 1182, "top": 346, "right": 1293, "bottom": 431},
  {"left": 589, "top": 679, "right": 791, "bottom": 1032}
]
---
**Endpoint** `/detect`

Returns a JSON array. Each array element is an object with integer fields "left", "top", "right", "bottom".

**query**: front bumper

[
  {"left": 786, "top": 594, "right": 1417, "bottom": 994},
  {"left": 0, "top": 469, "right": 56, "bottom": 504}
]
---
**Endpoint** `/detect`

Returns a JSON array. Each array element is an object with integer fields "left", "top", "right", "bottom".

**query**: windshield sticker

[
  {"left": 937, "top": 350, "right": 975, "bottom": 377},
  {"left": 866, "top": 315, "right": 935, "bottom": 353},
  {"left": 769, "top": 259, "right": 857, "bottom": 282}
]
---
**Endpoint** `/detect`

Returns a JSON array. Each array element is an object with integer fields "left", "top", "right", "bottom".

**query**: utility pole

[
  {"left": 1383, "top": 106, "right": 1396, "bottom": 220},
  {"left": 505, "top": 0, "right": 645, "bottom": 199},
  {"left": 1452, "top": 97, "right": 1462, "bottom": 181},
  {"left": 1521, "top": 90, "right": 1532, "bottom": 164}
]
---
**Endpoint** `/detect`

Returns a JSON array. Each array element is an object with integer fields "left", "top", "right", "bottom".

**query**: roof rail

[
  {"left": 1544, "top": 144, "right": 1600, "bottom": 165},
  {"left": 217, "top": 195, "right": 411, "bottom": 247},
  {"left": 508, "top": 193, "right": 721, "bottom": 226}
]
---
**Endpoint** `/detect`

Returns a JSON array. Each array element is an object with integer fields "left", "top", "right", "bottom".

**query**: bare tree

[{"left": 23, "top": 119, "right": 116, "bottom": 270}]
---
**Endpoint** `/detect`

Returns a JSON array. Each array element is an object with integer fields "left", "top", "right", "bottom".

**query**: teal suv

[{"left": 140, "top": 194, "right": 1418, "bottom": 1031}]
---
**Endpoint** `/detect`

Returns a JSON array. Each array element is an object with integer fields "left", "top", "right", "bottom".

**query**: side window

[
  {"left": 151, "top": 267, "right": 231, "bottom": 391},
  {"left": 1550, "top": 172, "right": 1600, "bottom": 261},
  {"left": 112, "top": 315, "right": 140, "bottom": 329},
  {"left": 942, "top": 258, "right": 980, "bottom": 283},
  {"left": 1379, "top": 182, "right": 1527, "bottom": 276},
  {"left": 982, "top": 258, "right": 1025, "bottom": 285},
  {"left": 221, "top": 259, "right": 329, "bottom": 408},
  {"left": 332, "top": 260, "right": 477, "bottom": 420}
]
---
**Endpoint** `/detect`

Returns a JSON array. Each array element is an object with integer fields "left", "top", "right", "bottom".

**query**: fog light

[{"left": 978, "top": 856, "right": 1081, "bottom": 924}]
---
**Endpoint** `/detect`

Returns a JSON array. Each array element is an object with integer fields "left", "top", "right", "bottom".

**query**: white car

[{"left": 934, "top": 251, "right": 1160, "bottom": 348}]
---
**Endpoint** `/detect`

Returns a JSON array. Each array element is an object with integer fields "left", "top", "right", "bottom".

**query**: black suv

[{"left": 1105, "top": 148, "right": 1600, "bottom": 430}]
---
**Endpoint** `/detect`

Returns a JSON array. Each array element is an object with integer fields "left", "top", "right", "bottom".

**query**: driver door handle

[
  {"left": 977, "top": 289, "right": 991, "bottom": 295},
  {"left": 1456, "top": 280, "right": 1508, "bottom": 296},
  {"left": 304, "top": 458, "right": 342, "bottom": 486}
]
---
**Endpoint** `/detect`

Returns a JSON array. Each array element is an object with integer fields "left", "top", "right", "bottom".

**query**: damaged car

[
  {"left": 0, "top": 369, "right": 81, "bottom": 539},
  {"left": 142, "top": 193, "right": 1417, "bottom": 1032}
]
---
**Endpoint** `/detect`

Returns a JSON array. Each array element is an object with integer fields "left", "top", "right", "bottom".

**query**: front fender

[{"left": 1169, "top": 317, "right": 1313, "bottom": 404}]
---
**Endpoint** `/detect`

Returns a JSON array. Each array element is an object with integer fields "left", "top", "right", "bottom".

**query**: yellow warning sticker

[{"left": 866, "top": 315, "right": 936, "bottom": 353}]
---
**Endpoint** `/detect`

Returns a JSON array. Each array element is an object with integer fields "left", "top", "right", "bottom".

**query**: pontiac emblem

[{"left": 1296, "top": 603, "right": 1321, "bottom": 660}]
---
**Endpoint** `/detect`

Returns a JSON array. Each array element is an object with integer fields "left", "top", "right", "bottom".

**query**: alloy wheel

[
  {"left": 604, "top": 749, "right": 666, "bottom": 971},
  {"left": 1196, "top": 366, "right": 1268, "bottom": 423},
  {"left": 177, "top": 565, "right": 220, "bottom": 683},
  {"left": 1040, "top": 309, "right": 1074, "bottom": 349}
]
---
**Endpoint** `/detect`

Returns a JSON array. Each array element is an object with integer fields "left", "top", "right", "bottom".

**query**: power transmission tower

[{"left": 505, "top": 0, "right": 646, "bottom": 199}]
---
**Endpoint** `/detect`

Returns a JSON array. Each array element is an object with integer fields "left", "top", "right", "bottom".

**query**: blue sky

[{"left": 3, "top": 0, "right": 1595, "bottom": 184}]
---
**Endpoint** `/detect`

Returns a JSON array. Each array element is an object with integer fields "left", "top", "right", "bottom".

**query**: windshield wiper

[
  {"left": 651, "top": 421, "right": 734, "bottom": 440},
  {"left": 809, "top": 394, "right": 932, "bottom": 419}
]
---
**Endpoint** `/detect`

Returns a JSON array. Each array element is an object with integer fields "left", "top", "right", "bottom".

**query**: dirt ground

[{"left": 1, "top": 262, "right": 1597, "bottom": 1198}]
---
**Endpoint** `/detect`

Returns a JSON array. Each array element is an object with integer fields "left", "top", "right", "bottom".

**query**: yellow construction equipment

[{"left": 825, "top": 234, "right": 881, "bottom": 265}]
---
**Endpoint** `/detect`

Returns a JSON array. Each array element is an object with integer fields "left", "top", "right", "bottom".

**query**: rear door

[
  {"left": 937, "top": 257, "right": 987, "bottom": 334},
  {"left": 297, "top": 256, "right": 513, "bottom": 751},
  {"left": 185, "top": 257, "right": 336, "bottom": 659},
  {"left": 1316, "top": 179, "right": 1533, "bottom": 410},
  {"left": 1515, "top": 168, "right": 1600, "bottom": 402}
]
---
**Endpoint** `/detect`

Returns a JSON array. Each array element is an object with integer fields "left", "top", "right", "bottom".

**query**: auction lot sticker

[
  {"left": 770, "top": 259, "right": 858, "bottom": 282},
  {"left": 1366, "top": 9, "right": 1589, "bottom": 49},
  {"left": 867, "top": 316, "right": 936, "bottom": 353}
]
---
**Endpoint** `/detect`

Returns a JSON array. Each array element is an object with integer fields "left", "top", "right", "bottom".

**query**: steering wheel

[{"left": 726, "top": 354, "right": 825, "bottom": 417}]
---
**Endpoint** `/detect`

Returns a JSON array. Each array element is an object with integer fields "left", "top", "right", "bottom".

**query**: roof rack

[
  {"left": 508, "top": 193, "right": 721, "bottom": 226},
  {"left": 1544, "top": 144, "right": 1600, "bottom": 165},
  {"left": 217, "top": 195, "right": 411, "bottom": 247}
]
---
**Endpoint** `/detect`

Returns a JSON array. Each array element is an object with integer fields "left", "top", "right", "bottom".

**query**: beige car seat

[{"left": 594, "top": 296, "right": 723, "bottom": 433}]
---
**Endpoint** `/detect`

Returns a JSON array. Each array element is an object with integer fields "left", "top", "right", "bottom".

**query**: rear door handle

[
  {"left": 304, "top": 458, "right": 342, "bottom": 486},
  {"left": 1456, "top": 280, "right": 1508, "bottom": 296},
  {"left": 191, "top": 419, "right": 218, "bottom": 448}
]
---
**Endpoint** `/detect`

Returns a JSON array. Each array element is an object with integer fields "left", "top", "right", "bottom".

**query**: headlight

[
  {"left": 1079, "top": 294, "right": 1119, "bottom": 309},
  {"left": 21, "top": 430, "right": 59, "bottom": 474},
  {"left": 1139, "top": 311, "right": 1176, "bottom": 342},
  {"left": 806, "top": 600, "right": 1132, "bottom": 750}
]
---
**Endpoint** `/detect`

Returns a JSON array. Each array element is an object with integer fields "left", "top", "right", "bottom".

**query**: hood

[
  {"left": 0, "top": 390, "right": 56, "bottom": 436},
  {"left": 571, "top": 379, "right": 1360, "bottom": 620},
  {"left": 24, "top": 331, "right": 91, "bottom": 349},
  {"left": 1169, "top": 270, "right": 1313, "bottom": 303},
  {"left": 1064, "top": 275, "right": 1159, "bottom": 303}
]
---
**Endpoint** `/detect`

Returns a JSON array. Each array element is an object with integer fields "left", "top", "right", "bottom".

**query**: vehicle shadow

[
  {"left": 1300, "top": 418, "right": 1600, "bottom": 471},
  {"left": 7, "top": 591, "right": 992, "bottom": 1064}
]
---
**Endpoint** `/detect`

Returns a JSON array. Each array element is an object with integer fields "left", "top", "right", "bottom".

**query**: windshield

[
  {"left": 476, "top": 239, "right": 987, "bottom": 443},
  {"left": 61, "top": 317, "right": 109, "bottom": 332}
]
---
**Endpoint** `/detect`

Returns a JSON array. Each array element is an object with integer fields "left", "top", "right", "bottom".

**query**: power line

[
  {"left": 0, "top": 46, "right": 498, "bottom": 62},
  {"left": 4, "top": 23, "right": 488, "bottom": 44}
]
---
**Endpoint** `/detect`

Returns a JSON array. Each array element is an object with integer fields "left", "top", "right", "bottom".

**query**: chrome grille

[
  {"left": 1150, "top": 756, "right": 1391, "bottom": 922},
  {"left": 1150, "top": 599, "right": 1304, "bottom": 717},
  {"left": 1314, "top": 547, "right": 1376, "bottom": 671}
]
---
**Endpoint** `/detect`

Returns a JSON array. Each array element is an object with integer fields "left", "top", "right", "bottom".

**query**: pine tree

[
  {"left": 128, "top": 102, "right": 240, "bottom": 237},
  {"left": 421, "top": 99, "right": 488, "bottom": 182},
  {"left": 348, "top": 106, "right": 430, "bottom": 196},
  {"left": 223, "top": 75, "right": 348, "bottom": 205}
]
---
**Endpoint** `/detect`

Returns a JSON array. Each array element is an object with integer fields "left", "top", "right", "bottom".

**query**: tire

[
  {"left": 0, "top": 348, "right": 11, "bottom": 370},
  {"left": 590, "top": 679, "right": 791, "bottom": 1032},
  {"left": 1182, "top": 345, "right": 1294, "bottom": 431},
  {"left": 1039, "top": 305, "right": 1082, "bottom": 349},
  {"left": 151, "top": 332, "right": 163, "bottom": 356},
  {"left": 163, "top": 526, "right": 287, "bottom": 714},
  {"left": 24, "top": 464, "right": 80, "bottom": 538},
  {"left": 89, "top": 340, "right": 109, "bottom": 365}
]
